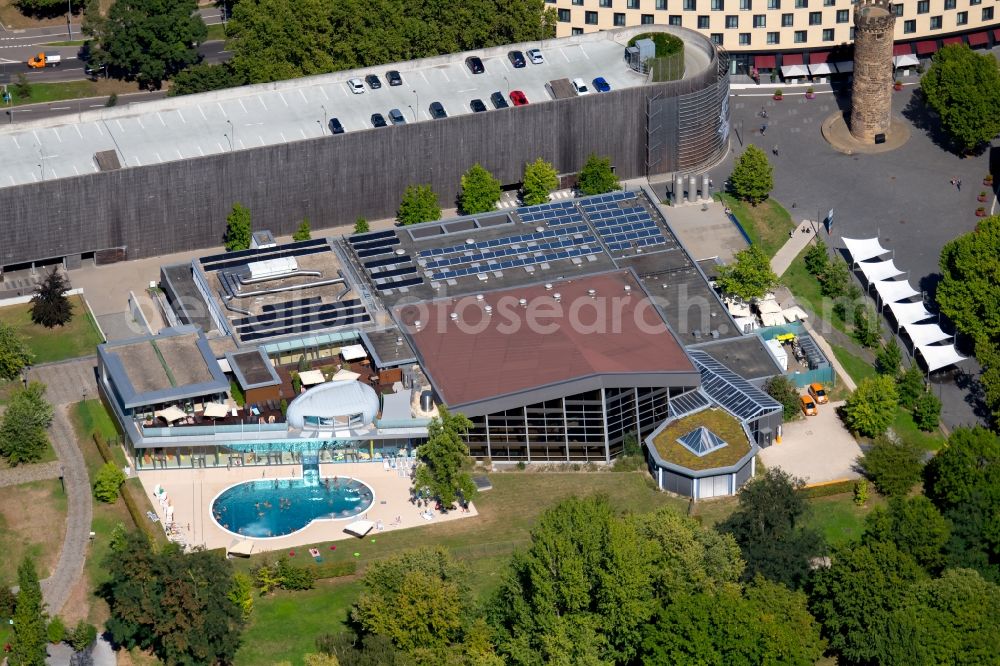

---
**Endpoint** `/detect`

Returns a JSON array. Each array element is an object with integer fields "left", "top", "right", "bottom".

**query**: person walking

[
  {"left": 957, "top": 179, "right": 962, "bottom": 191},
  {"left": 773, "top": 145, "right": 779, "bottom": 157}
]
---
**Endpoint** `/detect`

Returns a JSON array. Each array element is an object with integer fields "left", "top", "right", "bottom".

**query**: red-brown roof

[{"left": 395, "top": 272, "right": 694, "bottom": 407}]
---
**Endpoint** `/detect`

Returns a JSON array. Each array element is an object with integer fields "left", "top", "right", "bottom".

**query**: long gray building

[{"left": 0, "top": 25, "right": 729, "bottom": 272}]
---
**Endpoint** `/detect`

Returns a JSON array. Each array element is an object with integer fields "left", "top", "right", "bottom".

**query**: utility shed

[{"left": 546, "top": 78, "right": 576, "bottom": 99}]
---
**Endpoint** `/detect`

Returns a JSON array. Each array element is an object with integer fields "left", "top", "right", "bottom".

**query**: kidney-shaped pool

[{"left": 211, "top": 476, "right": 374, "bottom": 538}]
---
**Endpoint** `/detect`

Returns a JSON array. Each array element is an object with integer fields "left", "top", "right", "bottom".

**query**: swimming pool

[{"left": 211, "top": 476, "right": 374, "bottom": 538}]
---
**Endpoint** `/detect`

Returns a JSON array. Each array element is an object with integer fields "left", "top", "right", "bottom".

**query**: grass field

[
  {"left": 0, "top": 295, "right": 103, "bottom": 363},
  {"left": 716, "top": 193, "right": 796, "bottom": 258},
  {"left": 72, "top": 399, "right": 122, "bottom": 445},
  {"left": 7, "top": 78, "right": 141, "bottom": 108},
  {"left": 206, "top": 23, "right": 226, "bottom": 41},
  {"left": 0, "top": 479, "right": 67, "bottom": 587},
  {"left": 805, "top": 493, "right": 883, "bottom": 546},
  {"left": 831, "top": 344, "right": 877, "bottom": 385},
  {"left": 892, "top": 408, "right": 946, "bottom": 451}
]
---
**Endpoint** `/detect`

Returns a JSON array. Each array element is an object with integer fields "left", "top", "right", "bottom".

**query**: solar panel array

[
  {"left": 516, "top": 200, "right": 585, "bottom": 227},
  {"left": 351, "top": 231, "right": 424, "bottom": 292},
  {"left": 688, "top": 350, "right": 781, "bottom": 422},
  {"left": 578, "top": 193, "right": 671, "bottom": 253},
  {"left": 232, "top": 298, "right": 371, "bottom": 343},
  {"left": 416, "top": 224, "right": 601, "bottom": 281},
  {"left": 349, "top": 230, "right": 401, "bottom": 259},
  {"left": 668, "top": 389, "right": 711, "bottom": 419},
  {"left": 200, "top": 238, "right": 329, "bottom": 273}
]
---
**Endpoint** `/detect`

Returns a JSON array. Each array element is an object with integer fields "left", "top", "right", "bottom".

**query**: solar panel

[
  {"left": 203, "top": 244, "right": 329, "bottom": 273},
  {"left": 348, "top": 229, "right": 397, "bottom": 245},
  {"left": 352, "top": 236, "right": 400, "bottom": 251},
  {"left": 200, "top": 238, "right": 328, "bottom": 268},
  {"left": 261, "top": 296, "right": 321, "bottom": 313},
  {"left": 688, "top": 350, "right": 781, "bottom": 422}
]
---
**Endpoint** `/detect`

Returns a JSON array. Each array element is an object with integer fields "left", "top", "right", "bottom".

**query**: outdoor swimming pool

[{"left": 211, "top": 476, "right": 374, "bottom": 538}]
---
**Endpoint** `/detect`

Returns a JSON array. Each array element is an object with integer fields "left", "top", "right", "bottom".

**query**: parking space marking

[
  {"left": 298, "top": 89, "right": 308, "bottom": 103},
  {"left": 177, "top": 110, "right": 186, "bottom": 124},
  {"left": 238, "top": 99, "right": 248, "bottom": 114},
  {"left": 158, "top": 114, "right": 166, "bottom": 127},
  {"left": 278, "top": 92, "right": 289, "bottom": 107},
  {"left": 320, "top": 87, "right": 330, "bottom": 101}
]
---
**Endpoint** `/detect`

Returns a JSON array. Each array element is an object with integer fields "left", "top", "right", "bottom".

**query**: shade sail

[
  {"left": 858, "top": 259, "right": 903, "bottom": 282},
  {"left": 340, "top": 344, "right": 367, "bottom": 361},
  {"left": 203, "top": 402, "right": 228, "bottom": 418},
  {"left": 874, "top": 279, "right": 920, "bottom": 303},
  {"left": 886, "top": 300, "right": 934, "bottom": 325},
  {"left": 918, "top": 344, "right": 967, "bottom": 372},
  {"left": 893, "top": 54, "right": 919, "bottom": 67},
  {"left": 344, "top": 520, "right": 375, "bottom": 537},
  {"left": 903, "top": 323, "right": 950, "bottom": 346},
  {"left": 761, "top": 312, "right": 785, "bottom": 327},
  {"left": 331, "top": 369, "right": 361, "bottom": 382},
  {"left": 298, "top": 369, "right": 326, "bottom": 386},
  {"left": 843, "top": 237, "right": 890, "bottom": 262},
  {"left": 155, "top": 406, "right": 186, "bottom": 422},
  {"left": 781, "top": 64, "right": 810, "bottom": 77},
  {"left": 782, "top": 306, "right": 808, "bottom": 322}
]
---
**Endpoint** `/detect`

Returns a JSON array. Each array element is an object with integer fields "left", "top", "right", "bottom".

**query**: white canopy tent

[
  {"left": 843, "top": 237, "right": 890, "bottom": 263},
  {"left": 154, "top": 406, "right": 186, "bottom": 423},
  {"left": 331, "top": 369, "right": 361, "bottom": 382},
  {"left": 298, "top": 369, "right": 326, "bottom": 386},
  {"left": 918, "top": 344, "right": 968, "bottom": 372},
  {"left": 858, "top": 259, "right": 904, "bottom": 282},
  {"left": 903, "top": 323, "right": 951, "bottom": 346},
  {"left": 344, "top": 520, "right": 375, "bottom": 537},
  {"left": 894, "top": 54, "right": 920, "bottom": 67},
  {"left": 886, "top": 301, "right": 935, "bottom": 326},
  {"left": 203, "top": 402, "right": 228, "bottom": 418},
  {"left": 873, "top": 279, "right": 920, "bottom": 303},
  {"left": 340, "top": 344, "right": 368, "bottom": 361}
]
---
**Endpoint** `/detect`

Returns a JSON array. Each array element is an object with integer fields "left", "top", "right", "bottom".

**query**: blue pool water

[{"left": 211, "top": 475, "right": 374, "bottom": 538}]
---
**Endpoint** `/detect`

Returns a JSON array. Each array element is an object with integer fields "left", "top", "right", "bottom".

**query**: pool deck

[{"left": 137, "top": 462, "right": 478, "bottom": 553}]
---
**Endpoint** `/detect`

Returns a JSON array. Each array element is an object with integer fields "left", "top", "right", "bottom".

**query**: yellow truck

[{"left": 27, "top": 52, "right": 61, "bottom": 69}]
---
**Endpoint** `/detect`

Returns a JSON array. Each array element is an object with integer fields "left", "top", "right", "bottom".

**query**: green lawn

[
  {"left": 72, "top": 399, "right": 121, "bottom": 444},
  {"left": 205, "top": 23, "right": 226, "bottom": 41},
  {"left": 0, "top": 479, "right": 67, "bottom": 587},
  {"left": 717, "top": 193, "right": 796, "bottom": 258},
  {"left": 892, "top": 408, "right": 946, "bottom": 451},
  {"left": 781, "top": 249, "right": 850, "bottom": 334},
  {"left": 801, "top": 493, "right": 884, "bottom": 547},
  {"left": 5, "top": 78, "right": 138, "bottom": 108},
  {"left": 831, "top": 344, "right": 877, "bottom": 385},
  {"left": 41, "top": 39, "right": 86, "bottom": 46},
  {"left": 0, "top": 295, "right": 103, "bottom": 363}
]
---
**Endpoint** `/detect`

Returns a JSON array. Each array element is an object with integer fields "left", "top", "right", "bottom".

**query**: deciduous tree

[
  {"left": 875, "top": 338, "right": 902, "bottom": 376},
  {"left": 521, "top": 158, "right": 558, "bottom": 206},
  {"left": 764, "top": 375, "right": 801, "bottom": 420},
  {"left": 729, "top": 144, "right": 773, "bottom": 205},
  {"left": 413, "top": 406, "right": 476, "bottom": 508},
  {"left": 29, "top": 268, "right": 72, "bottom": 328},
  {"left": 0, "top": 382, "right": 54, "bottom": 466},
  {"left": 857, "top": 435, "right": 924, "bottom": 497},
  {"left": 458, "top": 163, "right": 502, "bottom": 215},
  {"left": 225, "top": 203, "right": 252, "bottom": 251},
  {"left": 168, "top": 62, "right": 246, "bottom": 96},
  {"left": 921, "top": 44, "right": 1000, "bottom": 154},
  {"left": 576, "top": 154, "right": 620, "bottom": 196},
  {"left": 10, "top": 558, "right": 47, "bottom": 666},
  {"left": 0, "top": 321, "right": 33, "bottom": 381},
  {"left": 912, "top": 389, "right": 942, "bottom": 431},
  {"left": 716, "top": 244, "right": 779, "bottom": 301},
  {"left": 897, "top": 364, "right": 926, "bottom": 409},
  {"left": 842, "top": 374, "right": 897, "bottom": 438},
  {"left": 862, "top": 496, "right": 950, "bottom": 573},
  {"left": 936, "top": 215, "right": 1000, "bottom": 344},
  {"left": 397, "top": 185, "right": 441, "bottom": 226}
]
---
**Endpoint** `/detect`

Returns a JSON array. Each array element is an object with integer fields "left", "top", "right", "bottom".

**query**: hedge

[
  {"left": 796, "top": 479, "right": 857, "bottom": 499},
  {"left": 94, "top": 433, "right": 165, "bottom": 545}
]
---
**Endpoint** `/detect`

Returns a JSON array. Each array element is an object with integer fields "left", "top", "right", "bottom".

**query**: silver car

[{"left": 388, "top": 108, "right": 406, "bottom": 125}]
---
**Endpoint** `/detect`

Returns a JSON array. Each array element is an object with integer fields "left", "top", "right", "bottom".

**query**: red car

[{"left": 510, "top": 90, "right": 529, "bottom": 106}]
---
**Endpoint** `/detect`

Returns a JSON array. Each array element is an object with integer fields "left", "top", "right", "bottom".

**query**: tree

[
  {"left": 576, "top": 154, "right": 620, "bottom": 196},
  {"left": 0, "top": 382, "right": 54, "bottom": 466},
  {"left": 458, "top": 163, "right": 502, "bottom": 215},
  {"left": 717, "top": 468, "right": 825, "bottom": 589},
  {"left": 413, "top": 406, "right": 475, "bottom": 508},
  {"left": 228, "top": 572, "right": 254, "bottom": 621},
  {"left": 521, "top": 158, "right": 558, "bottom": 206},
  {"left": 353, "top": 217, "right": 369, "bottom": 234},
  {"left": 764, "top": 375, "right": 801, "bottom": 421},
  {"left": 225, "top": 203, "right": 252, "bottom": 251},
  {"left": 396, "top": 185, "right": 441, "bottom": 226},
  {"left": 293, "top": 219, "right": 312, "bottom": 241},
  {"left": 803, "top": 239, "right": 829, "bottom": 275},
  {"left": 852, "top": 304, "right": 881, "bottom": 348},
  {"left": 29, "top": 268, "right": 72, "bottom": 328},
  {"left": 875, "top": 338, "right": 902, "bottom": 376},
  {"left": 974, "top": 337, "right": 1000, "bottom": 427},
  {"left": 729, "top": 144, "right": 774, "bottom": 205},
  {"left": 46, "top": 616, "right": 66, "bottom": 644},
  {"left": 102, "top": 532, "right": 245, "bottom": 664},
  {"left": 913, "top": 390, "right": 942, "bottom": 431},
  {"left": 15, "top": 0, "right": 79, "bottom": 18},
  {"left": 168, "top": 63, "right": 247, "bottom": 96},
  {"left": 69, "top": 621, "right": 97, "bottom": 653},
  {"left": 858, "top": 435, "right": 924, "bottom": 497},
  {"left": 316, "top": 633, "right": 401, "bottom": 666},
  {"left": 0, "top": 321, "right": 33, "bottom": 381},
  {"left": 921, "top": 44, "right": 1000, "bottom": 154},
  {"left": 936, "top": 216, "right": 1000, "bottom": 344},
  {"left": 13, "top": 73, "right": 31, "bottom": 100},
  {"left": 863, "top": 496, "right": 950, "bottom": 573},
  {"left": 87, "top": 0, "right": 207, "bottom": 90},
  {"left": 10, "top": 558, "right": 47, "bottom": 666},
  {"left": 715, "top": 244, "right": 779, "bottom": 301},
  {"left": 842, "top": 374, "right": 897, "bottom": 437},
  {"left": 93, "top": 461, "right": 126, "bottom": 503},
  {"left": 897, "top": 364, "right": 926, "bottom": 409},
  {"left": 818, "top": 256, "right": 851, "bottom": 299}
]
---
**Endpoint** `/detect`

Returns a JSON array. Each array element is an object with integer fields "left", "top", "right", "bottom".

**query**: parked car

[
  {"left": 371, "top": 113, "right": 387, "bottom": 127},
  {"left": 509, "top": 90, "right": 528, "bottom": 106},
  {"left": 386, "top": 70, "right": 402, "bottom": 86},
  {"left": 527, "top": 48, "right": 544, "bottom": 64},
  {"left": 365, "top": 74, "right": 382, "bottom": 89},
  {"left": 470, "top": 98, "right": 487, "bottom": 113},
  {"left": 388, "top": 108, "right": 406, "bottom": 125},
  {"left": 593, "top": 76, "right": 611, "bottom": 93},
  {"left": 466, "top": 56, "right": 485, "bottom": 74},
  {"left": 572, "top": 78, "right": 591, "bottom": 95},
  {"left": 328, "top": 117, "right": 345, "bottom": 134},
  {"left": 508, "top": 50, "right": 526, "bottom": 68},
  {"left": 347, "top": 78, "right": 365, "bottom": 94},
  {"left": 808, "top": 383, "right": 829, "bottom": 404},
  {"left": 490, "top": 91, "right": 509, "bottom": 109},
  {"left": 800, "top": 395, "right": 818, "bottom": 416},
  {"left": 429, "top": 101, "right": 447, "bottom": 119}
]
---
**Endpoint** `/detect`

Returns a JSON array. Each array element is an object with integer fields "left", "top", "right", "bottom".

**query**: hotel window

[
  {"left": 739, "top": 32, "right": 751, "bottom": 44},
  {"left": 614, "top": 12, "right": 626, "bottom": 24},
  {"left": 628, "top": 0, "right": 640, "bottom": 8},
  {"left": 903, "top": 19, "right": 916, "bottom": 33},
  {"left": 726, "top": 14, "right": 738, "bottom": 27},
  {"left": 822, "top": 27, "right": 833, "bottom": 40},
  {"left": 917, "top": 0, "right": 929, "bottom": 14},
  {"left": 740, "top": 0, "right": 751, "bottom": 10},
  {"left": 669, "top": 13, "right": 682, "bottom": 23},
  {"left": 956, "top": 10, "right": 967, "bottom": 24},
  {"left": 753, "top": 14, "right": 766, "bottom": 26},
  {"left": 657, "top": 0, "right": 667, "bottom": 8},
  {"left": 809, "top": 10, "right": 821, "bottom": 24},
  {"left": 794, "top": 29, "right": 806, "bottom": 42},
  {"left": 781, "top": 12, "right": 794, "bottom": 25},
  {"left": 823, "top": 0, "right": 834, "bottom": 5},
  {"left": 571, "top": 27, "right": 584, "bottom": 34},
  {"left": 684, "top": 0, "right": 696, "bottom": 10},
  {"left": 642, "top": 13, "right": 655, "bottom": 23},
  {"left": 943, "top": 0, "right": 955, "bottom": 8},
  {"left": 767, "top": 31, "right": 779, "bottom": 43},
  {"left": 970, "top": 0, "right": 981, "bottom": 5},
  {"left": 836, "top": 9, "right": 848, "bottom": 22},
  {"left": 984, "top": 7, "right": 994, "bottom": 20},
  {"left": 712, "top": 0, "right": 724, "bottom": 9},
  {"left": 572, "top": 0, "right": 583, "bottom": 5},
  {"left": 711, "top": 32, "right": 724, "bottom": 43},
  {"left": 586, "top": 10, "right": 598, "bottom": 23},
  {"left": 558, "top": 8, "right": 571, "bottom": 21},
  {"left": 929, "top": 15, "right": 942, "bottom": 29},
  {"left": 698, "top": 14, "right": 710, "bottom": 26},
  {"left": 892, "top": 4, "right": 903, "bottom": 16},
  {"left": 795, "top": 0, "right": 807, "bottom": 7},
  {"left": 768, "top": 0, "right": 780, "bottom": 7},
  {"left": 850, "top": 26, "right": 854, "bottom": 39},
  {"left": 600, "top": 0, "right": 613, "bottom": 7}
]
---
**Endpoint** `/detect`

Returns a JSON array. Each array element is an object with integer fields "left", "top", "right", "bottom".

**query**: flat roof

[
  {"left": 395, "top": 270, "right": 695, "bottom": 408},
  {"left": 0, "top": 27, "right": 713, "bottom": 190},
  {"left": 227, "top": 349, "right": 281, "bottom": 389},
  {"left": 691, "top": 334, "right": 782, "bottom": 381},
  {"left": 650, "top": 407, "right": 751, "bottom": 471}
]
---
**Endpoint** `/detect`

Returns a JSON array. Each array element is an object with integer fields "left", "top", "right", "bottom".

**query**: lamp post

[
  {"left": 412, "top": 89, "right": 419, "bottom": 118},
  {"left": 321, "top": 104, "right": 327, "bottom": 129},
  {"left": 503, "top": 75, "right": 509, "bottom": 95},
  {"left": 407, "top": 103, "right": 415, "bottom": 122},
  {"left": 226, "top": 119, "right": 234, "bottom": 151},
  {"left": 67, "top": 0, "right": 72, "bottom": 40}
]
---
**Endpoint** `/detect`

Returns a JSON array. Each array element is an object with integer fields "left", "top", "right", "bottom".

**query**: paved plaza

[{"left": 759, "top": 400, "right": 862, "bottom": 485}]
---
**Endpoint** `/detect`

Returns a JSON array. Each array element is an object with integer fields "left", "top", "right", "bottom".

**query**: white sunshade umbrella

[
  {"left": 340, "top": 344, "right": 368, "bottom": 361},
  {"left": 298, "top": 369, "right": 326, "bottom": 386},
  {"left": 843, "top": 237, "right": 889, "bottom": 263},
  {"left": 203, "top": 402, "right": 228, "bottom": 418},
  {"left": 154, "top": 406, "right": 186, "bottom": 423}
]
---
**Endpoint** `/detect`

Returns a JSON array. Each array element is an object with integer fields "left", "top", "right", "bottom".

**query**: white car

[
  {"left": 527, "top": 48, "right": 544, "bottom": 65},
  {"left": 347, "top": 78, "right": 365, "bottom": 94},
  {"left": 572, "top": 78, "right": 591, "bottom": 95}
]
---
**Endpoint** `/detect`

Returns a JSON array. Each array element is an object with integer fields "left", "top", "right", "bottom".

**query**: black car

[
  {"left": 490, "top": 91, "right": 509, "bottom": 109},
  {"left": 365, "top": 74, "right": 382, "bottom": 89},
  {"left": 465, "top": 56, "right": 485, "bottom": 74},
  {"left": 328, "top": 117, "right": 344, "bottom": 134},
  {"left": 386, "top": 70, "right": 402, "bottom": 86},
  {"left": 371, "top": 113, "right": 387, "bottom": 127},
  {"left": 470, "top": 98, "right": 487, "bottom": 113},
  {"left": 508, "top": 50, "right": 526, "bottom": 68},
  {"left": 429, "top": 101, "right": 447, "bottom": 119}
]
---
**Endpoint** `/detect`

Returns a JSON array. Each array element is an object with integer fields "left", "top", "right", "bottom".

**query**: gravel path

[{"left": 0, "top": 460, "right": 62, "bottom": 488}]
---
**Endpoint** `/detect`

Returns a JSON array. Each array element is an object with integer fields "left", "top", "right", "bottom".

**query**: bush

[
  {"left": 70, "top": 621, "right": 97, "bottom": 652},
  {"left": 292, "top": 219, "right": 312, "bottom": 241},
  {"left": 229, "top": 378, "right": 245, "bottom": 407},
  {"left": 853, "top": 305, "right": 881, "bottom": 348},
  {"left": 0, "top": 585, "right": 16, "bottom": 618},
  {"left": 853, "top": 479, "right": 870, "bottom": 506},
  {"left": 913, "top": 391, "right": 942, "bottom": 431},
  {"left": 803, "top": 240, "right": 829, "bottom": 276},
  {"left": 291, "top": 372, "right": 302, "bottom": 395},
  {"left": 353, "top": 217, "right": 369, "bottom": 234},
  {"left": 47, "top": 616, "right": 66, "bottom": 644},
  {"left": 764, "top": 375, "right": 801, "bottom": 421},
  {"left": 93, "top": 461, "right": 126, "bottom": 503},
  {"left": 276, "top": 557, "right": 316, "bottom": 591},
  {"left": 858, "top": 436, "right": 924, "bottom": 496},
  {"left": 628, "top": 32, "right": 683, "bottom": 56}
]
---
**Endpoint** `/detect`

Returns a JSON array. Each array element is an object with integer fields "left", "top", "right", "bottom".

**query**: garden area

[
  {"left": 0, "top": 295, "right": 103, "bottom": 364},
  {"left": 716, "top": 192, "right": 795, "bottom": 258}
]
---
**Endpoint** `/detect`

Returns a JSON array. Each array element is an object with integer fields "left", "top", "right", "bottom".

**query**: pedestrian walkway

[{"left": 771, "top": 220, "right": 818, "bottom": 277}]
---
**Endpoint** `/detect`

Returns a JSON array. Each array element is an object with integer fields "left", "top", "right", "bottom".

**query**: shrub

[
  {"left": 353, "top": 217, "right": 369, "bottom": 234},
  {"left": 858, "top": 436, "right": 924, "bottom": 496},
  {"left": 853, "top": 479, "right": 870, "bottom": 506},
  {"left": 292, "top": 219, "right": 311, "bottom": 241},
  {"left": 229, "top": 378, "right": 245, "bottom": 407},
  {"left": 70, "top": 621, "right": 97, "bottom": 652},
  {"left": 875, "top": 339, "right": 902, "bottom": 376},
  {"left": 277, "top": 557, "right": 316, "bottom": 591},
  {"left": 93, "top": 461, "right": 126, "bottom": 503},
  {"left": 47, "top": 616, "right": 66, "bottom": 644},
  {"left": 803, "top": 240, "right": 829, "bottom": 275},
  {"left": 913, "top": 391, "right": 942, "bottom": 431},
  {"left": 0, "top": 585, "right": 16, "bottom": 617},
  {"left": 764, "top": 375, "right": 801, "bottom": 421},
  {"left": 291, "top": 372, "right": 302, "bottom": 395},
  {"left": 853, "top": 305, "right": 881, "bottom": 348}
]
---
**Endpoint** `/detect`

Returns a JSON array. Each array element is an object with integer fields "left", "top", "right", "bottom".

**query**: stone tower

[{"left": 850, "top": 0, "right": 895, "bottom": 143}]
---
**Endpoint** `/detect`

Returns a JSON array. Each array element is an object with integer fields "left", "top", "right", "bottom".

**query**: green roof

[{"left": 652, "top": 408, "right": 750, "bottom": 471}]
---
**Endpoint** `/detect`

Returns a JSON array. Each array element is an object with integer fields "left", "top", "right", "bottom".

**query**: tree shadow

[{"left": 900, "top": 92, "right": 956, "bottom": 153}]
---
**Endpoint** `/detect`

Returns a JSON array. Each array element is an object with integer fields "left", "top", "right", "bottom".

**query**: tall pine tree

[
  {"left": 10, "top": 558, "right": 47, "bottom": 666},
  {"left": 29, "top": 268, "right": 72, "bottom": 328}
]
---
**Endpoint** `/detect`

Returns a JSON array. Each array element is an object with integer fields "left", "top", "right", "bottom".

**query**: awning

[
  {"left": 155, "top": 406, "right": 186, "bottom": 423},
  {"left": 782, "top": 306, "right": 808, "bottom": 322},
  {"left": 834, "top": 61, "right": 854, "bottom": 73},
  {"left": 808, "top": 52, "right": 835, "bottom": 75},
  {"left": 968, "top": 32, "right": 988, "bottom": 46},
  {"left": 298, "top": 369, "right": 326, "bottom": 386},
  {"left": 858, "top": 259, "right": 903, "bottom": 282},
  {"left": 903, "top": 322, "right": 951, "bottom": 346},
  {"left": 918, "top": 344, "right": 968, "bottom": 372},
  {"left": 203, "top": 402, "right": 228, "bottom": 418},
  {"left": 344, "top": 520, "right": 375, "bottom": 537},
  {"left": 886, "top": 300, "right": 935, "bottom": 325},
  {"left": 760, "top": 312, "right": 785, "bottom": 327},
  {"left": 893, "top": 43, "right": 913, "bottom": 56},
  {"left": 894, "top": 54, "right": 920, "bottom": 67},
  {"left": 228, "top": 539, "right": 256, "bottom": 557},
  {"left": 754, "top": 54, "right": 776, "bottom": 69},
  {"left": 943, "top": 36, "right": 963, "bottom": 46},
  {"left": 331, "top": 369, "right": 361, "bottom": 382},
  {"left": 874, "top": 279, "right": 920, "bottom": 303},
  {"left": 916, "top": 40, "right": 937, "bottom": 55},
  {"left": 340, "top": 344, "right": 367, "bottom": 361},
  {"left": 843, "top": 237, "right": 890, "bottom": 262},
  {"left": 757, "top": 299, "right": 783, "bottom": 314},
  {"left": 781, "top": 64, "right": 810, "bottom": 77},
  {"left": 783, "top": 53, "right": 804, "bottom": 66},
  {"left": 993, "top": 28, "right": 1000, "bottom": 42},
  {"left": 218, "top": 358, "right": 232, "bottom": 373}
]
